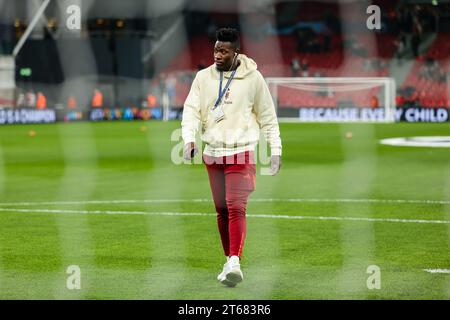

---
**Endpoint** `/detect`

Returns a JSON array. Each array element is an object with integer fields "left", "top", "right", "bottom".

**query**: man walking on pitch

[{"left": 182, "top": 28, "right": 282, "bottom": 287}]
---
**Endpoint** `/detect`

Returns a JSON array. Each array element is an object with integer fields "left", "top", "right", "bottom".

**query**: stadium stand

[
  {"left": 401, "top": 32, "right": 450, "bottom": 108},
  {"left": 3, "top": 0, "right": 447, "bottom": 112},
  {"left": 157, "top": 0, "right": 448, "bottom": 111}
]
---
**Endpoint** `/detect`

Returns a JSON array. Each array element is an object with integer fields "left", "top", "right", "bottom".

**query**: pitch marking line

[
  {"left": 0, "top": 208, "right": 449, "bottom": 224},
  {"left": 423, "top": 269, "right": 450, "bottom": 274},
  {"left": 0, "top": 198, "right": 449, "bottom": 206}
]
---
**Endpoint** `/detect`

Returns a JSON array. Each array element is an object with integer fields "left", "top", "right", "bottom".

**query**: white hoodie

[{"left": 181, "top": 54, "right": 282, "bottom": 157}]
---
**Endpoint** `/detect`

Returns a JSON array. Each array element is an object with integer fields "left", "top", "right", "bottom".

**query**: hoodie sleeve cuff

[
  {"left": 183, "top": 138, "right": 196, "bottom": 145},
  {"left": 271, "top": 147, "right": 282, "bottom": 156}
]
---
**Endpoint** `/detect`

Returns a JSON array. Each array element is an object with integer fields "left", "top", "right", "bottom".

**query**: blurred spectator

[
  {"left": 67, "top": 95, "right": 77, "bottom": 109},
  {"left": 394, "top": 33, "right": 406, "bottom": 59},
  {"left": 291, "top": 57, "right": 300, "bottom": 76},
  {"left": 411, "top": 16, "right": 422, "bottom": 58},
  {"left": 370, "top": 96, "right": 379, "bottom": 109},
  {"left": 419, "top": 58, "right": 434, "bottom": 79},
  {"left": 158, "top": 73, "right": 166, "bottom": 93},
  {"left": 26, "top": 90, "right": 36, "bottom": 108},
  {"left": 403, "top": 86, "right": 416, "bottom": 98},
  {"left": 363, "top": 58, "right": 372, "bottom": 72},
  {"left": 16, "top": 90, "right": 26, "bottom": 107},
  {"left": 348, "top": 38, "right": 367, "bottom": 57},
  {"left": 397, "top": 3, "right": 441, "bottom": 35},
  {"left": 91, "top": 89, "right": 103, "bottom": 108},
  {"left": 146, "top": 93, "right": 157, "bottom": 108},
  {"left": 435, "top": 68, "right": 447, "bottom": 84},
  {"left": 301, "top": 59, "right": 309, "bottom": 77},
  {"left": 165, "top": 74, "right": 176, "bottom": 106},
  {"left": 419, "top": 58, "right": 446, "bottom": 83},
  {"left": 396, "top": 94, "right": 405, "bottom": 107},
  {"left": 36, "top": 92, "right": 47, "bottom": 109},
  {"left": 364, "top": 58, "right": 387, "bottom": 71}
]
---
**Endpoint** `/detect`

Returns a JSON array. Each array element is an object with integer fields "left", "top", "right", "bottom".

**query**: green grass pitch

[{"left": 0, "top": 120, "right": 449, "bottom": 299}]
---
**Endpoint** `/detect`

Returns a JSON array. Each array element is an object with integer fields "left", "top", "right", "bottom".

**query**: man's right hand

[{"left": 184, "top": 142, "right": 198, "bottom": 161}]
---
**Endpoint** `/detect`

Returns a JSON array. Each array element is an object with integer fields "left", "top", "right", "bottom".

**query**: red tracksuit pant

[{"left": 204, "top": 151, "right": 256, "bottom": 258}]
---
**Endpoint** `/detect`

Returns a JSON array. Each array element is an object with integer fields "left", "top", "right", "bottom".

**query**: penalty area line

[{"left": 0, "top": 208, "right": 449, "bottom": 225}]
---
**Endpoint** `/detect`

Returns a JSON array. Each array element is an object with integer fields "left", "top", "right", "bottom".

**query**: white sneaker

[
  {"left": 217, "top": 264, "right": 227, "bottom": 281},
  {"left": 217, "top": 257, "right": 229, "bottom": 280},
  {"left": 217, "top": 259, "right": 236, "bottom": 287},
  {"left": 223, "top": 256, "right": 243, "bottom": 287}
]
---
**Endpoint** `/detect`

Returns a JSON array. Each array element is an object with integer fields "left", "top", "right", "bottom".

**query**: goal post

[
  {"left": 0, "top": 56, "right": 15, "bottom": 108},
  {"left": 266, "top": 77, "right": 396, "bottom": 123}
]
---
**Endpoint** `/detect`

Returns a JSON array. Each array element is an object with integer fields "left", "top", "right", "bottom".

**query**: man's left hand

[{"left": 270, "top": 155, "right": 281, "bottom": 176}]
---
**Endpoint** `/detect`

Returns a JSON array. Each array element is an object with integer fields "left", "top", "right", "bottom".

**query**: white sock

[{"left": 229, "top": 255, "right": 240, "bottom": 265}]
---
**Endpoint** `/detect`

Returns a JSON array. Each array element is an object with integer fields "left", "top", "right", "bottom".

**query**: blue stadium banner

[
  {"left": 0, "top": 108, "right": 56, "bottom": 125},
  {"left": 396, "top": 107, "right": 449, "bottom": 123},
  {"left": 297, "top": 107, "right": 449, "bottom": 123}
]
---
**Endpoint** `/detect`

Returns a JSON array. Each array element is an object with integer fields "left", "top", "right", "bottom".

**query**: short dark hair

[{"left": 216, "top": 27, "right": 240, "bottom": 50}]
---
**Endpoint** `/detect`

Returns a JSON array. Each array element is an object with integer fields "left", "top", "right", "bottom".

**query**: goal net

[{"left": 266, "top": 77, "right": 396, "bottom": 123}]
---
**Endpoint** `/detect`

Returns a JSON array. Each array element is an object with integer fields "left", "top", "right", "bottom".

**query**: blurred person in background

[
  {"left": 301, "top": 58, "right": 309, "bottom": 77},
  {"left": 182, "top": 27, "right": 282, "bottom": 288},
  {"left": 394, "top": 32, "right": 406, "bottom": 63},
  {"left": 291, "top": 57, "right": 300, "bottom": 76},
  {"left": 370, "top": 95, "right": 379, "bottom": 109},
  {"left": 91, "top": 88, "right": 103, "bottom": 108},
  {"left": 146, "top": 92, "right": 157, "bottom": 108},
  {"left": 165, "top": 74, "right": 177, "bottom": 107},
  {"left": 67, "top": 95, "right": 77, "bottom": 109},
  {"left": 411, "top": 15, "right": 422, "bottom": 58},
  {"left": 26, "top": 90, "right": 36, "bottom": 108},
  {"left": 16, "top": 89, "right": 26, "bottom": 107},
  {"left": 36, "top": 91, "right": 47, "bottom": 109}
]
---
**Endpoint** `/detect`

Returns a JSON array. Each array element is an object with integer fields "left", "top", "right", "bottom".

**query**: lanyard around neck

[{"left": 213, "top": 69, "right": 237, "bottom": 109}]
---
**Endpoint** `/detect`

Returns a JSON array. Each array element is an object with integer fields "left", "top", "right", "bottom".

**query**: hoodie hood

[{"left": 209, "top": 54, "right": 257, "bottom": 79}]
